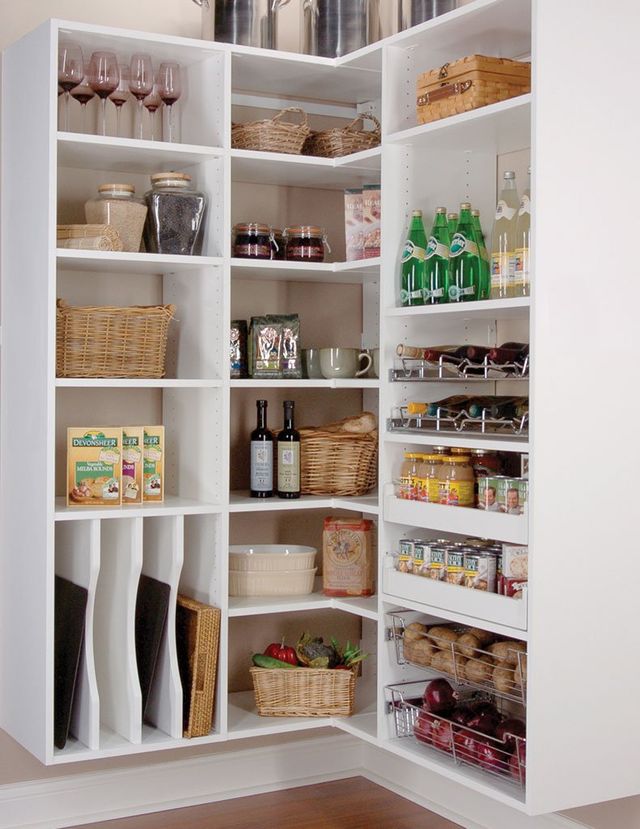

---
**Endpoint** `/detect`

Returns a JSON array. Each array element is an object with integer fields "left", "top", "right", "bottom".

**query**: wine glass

[
  {"left": 70, "top": 80, "right": 95, "bottom": 134},
  {"left": 109, "top": 65, "right": 130, "bottom": 138},
  {"left": 143, "top": 84, "right": 163, "bottom": 142},
  {"left": 158, "top": 62, "right": 182, "bottom": 143},
  {"left": 87, "top": 51, "right": 120, "bottom": 136},
  {"left": 129, "top": 54, "right": 153, "bottom": 140},
  {"left": 58, "top": 42, "right": 84, "bottom": 131}
]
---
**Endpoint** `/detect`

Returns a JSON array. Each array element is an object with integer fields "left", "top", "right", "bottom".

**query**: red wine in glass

[
  {"left": 88, "top": 51, "right": 119, "bottom": 136},
  {"left": 143, "top": 87, "right": 162, "bottom": 141},
  {"left": 129, "top": 54, "right": 153, "bottom": 140},
  {"left": 109, "top": 66, "right": 130, "bottom": 138},
  {"left": 58, "top": 42, "right": 84, "bottom": 131},
  {"left": 158, "top": 62, "right": 182, "bottom": 143},
  {"left": 70, "top": 82, "right": 95, "bottom": 133}
]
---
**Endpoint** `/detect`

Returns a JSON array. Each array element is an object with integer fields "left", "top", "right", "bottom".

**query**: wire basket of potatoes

[{"left": 393, "top": 614, "right": 527, "bottom": 705}]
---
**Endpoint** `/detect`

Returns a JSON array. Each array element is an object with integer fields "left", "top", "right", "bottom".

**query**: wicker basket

[
  {"left": 250, "top": 666, "right": 356, "bottom": 717},
  {"left": 416, "top": 55, "right": 531, "bottom": 124},
  {"left": 56, "top": 300, "right": 176, "bottom": 378},
  {"left": 303, "top": 114, "right": 381, "bottom": 158},
  {"left": 300, "top": 428, "right": 378, "bottom": 496},
  {"left": 232, "top": 107, "right": 310, "bottom": 155}
]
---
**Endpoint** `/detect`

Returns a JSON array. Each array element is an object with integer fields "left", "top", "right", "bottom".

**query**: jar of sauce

[
  {"left": 284, "top": 225, "right": 330, "bottom": 262},
  {"left": 233, "top": 223, "right": 272, "bottom": 259},
  {"left": 440, "top": 456, "right": 475, "bottom": 507},
  {"left": 417, "top": 454, "right": 443, "bottom": 503},
  {"left": 399, "top": 452, "right": 421, "bottom": 500},
  {"left": 270, "top": 227, "right": 285, "bottom": 260}
]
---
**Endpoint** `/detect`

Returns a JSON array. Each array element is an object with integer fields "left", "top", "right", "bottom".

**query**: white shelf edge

[
  {"left": 57, "top": 131, "right": 225, "bottom": 158},
  {"left": 385, "top": 297, "right": 530, "bottom": 320},
  {"left": 52, "top": 727, "right": 227, "bottom": 763},
  {"left": 230, "top": 146, "right": 381, "bottom": 170},
  {"left": 383, "top": 431, "right": 529, "bottom": 454},
  {"left": 229, "top": 379, "right": 379, "bottom": 389},
  {"left": 230, "top": 257, "right": 380, "bottom": 274},
  {"left": 229, "top": 492, "right": 379, "bottom": 514},
  {"left": 56, "top": 379, "right": 223, "bottom": 389},
  {"left": 55, "top": 497, "right": 223, "bottom": 521},
  {"left": 228, "top": 591, "right": 378, "bottom": 620},
  {"left": 56, "top": 250, "right": 224, "bottom": 270}
]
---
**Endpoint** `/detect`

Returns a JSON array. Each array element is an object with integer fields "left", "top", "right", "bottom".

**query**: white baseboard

[{"left": 0, "top": 732, "right": 589, "bottom": 829}]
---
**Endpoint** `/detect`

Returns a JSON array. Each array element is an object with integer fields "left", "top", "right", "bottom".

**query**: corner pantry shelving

[{"left": 3, "top": 0, "right": 639, "bottom": 819}]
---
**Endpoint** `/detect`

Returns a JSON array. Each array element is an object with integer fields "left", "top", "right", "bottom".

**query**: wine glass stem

[
  {"left": 64, "top": 91, "right": 71, "bottom": 132},
  {"left": 116, "top": 106, "right": 121, "bottom": 138},
  {"left": 81, "top": 104, "right": 86, "bottom": 133},
  {"left": 150, "top": 111, "right": 155, "bottom": 142},
  {"left": 100, "top": 98, "right": 107, "bottom": 136},
  {"left": 167, "top": 104, "right": 173, "bottom": 143},
  {"left": 137, "top": 100, "right": 144, "bottom": 139}
]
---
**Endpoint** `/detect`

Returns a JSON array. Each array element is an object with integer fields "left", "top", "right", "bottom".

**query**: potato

[
  {"left": 493, "top": 665, "right": 516, "bottom": 694},
  {"left": 408, "top": 638, "right": 435, "bottom": 667},
  {"left": 466, "top": 627, "right": 495, "bottom": 648},
  {"left": 456, "top": 632, "right": 481, "bottom": 658},
  {"left": 463, "top": 655, "right": 495, "bottom": 684},
  {"left": 431, "top": 648, "right": 466, "bottom": 677},
  {"left": 514, "top": 654, "right": 528, "bottom": 687},
  {"left": 403, "top": 621, "right": 427, "bottom": 642},
  {"left": 489, "top": 640, "right": 527, "bottom": 666},
  {"left": 427, "top": 626, "right": 459, "bottom": 650}
]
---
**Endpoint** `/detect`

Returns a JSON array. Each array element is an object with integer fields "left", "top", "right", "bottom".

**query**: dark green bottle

[
  {"left": 447, "top": 212, "right": 458, "bottom": 240},
  {"left": 472, "top": 209, "right": 491, "bottom": 300},
  {"left": 424, "top": 207, "right": 450, "bottom": 304},
  {"left": 400, "top": 210, "right": 427, "bottom": 307},
  {"left": 448, "top": 203, "right": 481, "bottom": 303}
]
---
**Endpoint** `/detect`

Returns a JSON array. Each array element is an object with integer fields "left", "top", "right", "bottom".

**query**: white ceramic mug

[
  {"left": 302, "top": 348, "right": 323, "bottom": 378},
  {"left": 319, "top": 347, "right": 372, "bottom": 379}
]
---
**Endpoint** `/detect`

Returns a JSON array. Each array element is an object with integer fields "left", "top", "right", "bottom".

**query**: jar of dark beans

[
  {"left": 143, "top": 172, "right": 207, "bottom": 256},
  {"left": 284, "top": 225, "right": 330, "bottom": 262},
  {"left": 270, "top": 227, "right": 285, "bottom": 260},
  {"left": 232, "top": 223, "right": 272, "bottom": 259}
]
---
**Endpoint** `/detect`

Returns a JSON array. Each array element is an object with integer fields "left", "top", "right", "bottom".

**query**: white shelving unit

[{"left": 3, "top": 1, "right": 640, "bottom": 819}]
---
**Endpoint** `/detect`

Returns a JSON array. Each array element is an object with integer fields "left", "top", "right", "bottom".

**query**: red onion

[
  {"left": 477, "top": 739, "right": 509, "bottom": 774},
  {"left": 413, "top": 708, "right": 437, "bottom": 745},
  {"left": 423, "top": 678, "right": 458, "bottom": 714},
  {"left": 509, "top": 742, "right": 526, "bottom": 785},
  {"left": 450, "top": 704, "right": 475, "bottom": 726},
  {"left": 496, "top": 718, "right": 526, "bottom": 753},
  {"left": 453, "top": 728, "right": 479, "bottom": 765},
  {"left": 466, "top": 708, "right": 500, "bottom": 736},
  {"left": 430, "top": 717, "right": 454, "bottom": 754}
]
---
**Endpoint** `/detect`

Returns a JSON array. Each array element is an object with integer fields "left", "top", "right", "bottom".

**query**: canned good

[
  {"left": 397, "top": 538, "right": 416, "bottom": 573},
  {"left": 445, "top": 547, "right": 465, "bottom": 585},
  {"left": 518, "top": 479, "right": 529, "bottom": 515},
  {"left": 477, "top": 475, "right": 503, "bottom": 511},
  {"left": 412, "top": 541, "right": 431, "bottom": 576},
  {"left": 496, "top": 476, "right": 524, "bottom": 514},
  {"left": 426, "top": 543, "right": 447, "bottom": 580},
  {"left": 464, "top": 551, "right": 497, "bottom": 592}
]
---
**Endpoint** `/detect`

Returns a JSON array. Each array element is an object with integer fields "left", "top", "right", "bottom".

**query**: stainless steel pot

[
  {"left": 192, "top": 0, "right": 291, "bottom": 50},
  {"left": 397, "top": 0, "right": 457, "bottom": 31},
  {"left": 302, "top": 0, "right": 382, "bottom": 59}
]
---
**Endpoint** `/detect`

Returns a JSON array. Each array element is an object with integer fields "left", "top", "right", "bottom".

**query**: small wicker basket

[
  {"left": 56, "top": 300, "right": 176, "bottom": 378},
  {"left": 303, "top": 114, "right": 381, "bottom": 158},
  {"left": 300, "top": 428, "right": 378, "bottom": 496},
  {"left": 232, "top": 107, "right": 310, "bottom": 155},
  {"left": 250, "top": 666, "right": 356, "bottom": 717}
]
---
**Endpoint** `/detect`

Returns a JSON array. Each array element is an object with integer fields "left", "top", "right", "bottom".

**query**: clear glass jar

[
  {"left": 84, "top": 183, "right": 147, "bottom": 253},
  {"left": 284, "top": 225, "right": 330, "bottom": 262},
  {"left": 270, "top": 227, "right": 285, "bottom": 260},
  {"left": 232, "top": 223, "right": 271, "bottom": 259},
  {"left": 441, "top": 456, "right": 475, "bottom": 507},
  {"left": 143, "top": 172, "right": 207, "bottom": 256},
  {"left": 399, "top": 452, "right": 421, "bottom": 500}
]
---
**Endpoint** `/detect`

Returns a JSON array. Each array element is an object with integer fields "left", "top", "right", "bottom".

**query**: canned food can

[
  {"left": 478, "top": 475, "right": 503, "bottom": 511},
  {"left": 412, "top": 541, "right": 431, "bottom": 576},
  {"left": 496, "top": 477, "right": 524, "bottom": 514},
  {"left": 445, "top": 548, "right": 465, "bottom": 586},
  {"left": 397, "top": 538, "right": 416, "bottom": 573},
  {"left": 427, "top": 543, "right": 447, "bottom": 580},
  {"left": 464, "top": 551, "right": 497, "bottom": 592}
]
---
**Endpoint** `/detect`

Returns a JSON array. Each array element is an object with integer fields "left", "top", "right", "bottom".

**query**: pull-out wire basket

[{"left": 390, "top": 354, "right": 529, "bottom": 383}]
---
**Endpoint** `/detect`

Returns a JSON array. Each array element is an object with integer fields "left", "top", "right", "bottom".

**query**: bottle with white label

[
  {"left": 400, "top": 209, "right": 426, "bottom": 307},
  {"left": 424, "top": 207, "right": 450, "bottom": 304},
  {"left": 449, "top": 203, "right": 481, "bottom": 302},
  {"left": 277, "top": 400, "right": 300, "bottom": 499},
  {"left": 490, "top": 170, "right": 519, "bottom": 299},
  {"left": 514, "top": 165, "right": 531, "bottom": 297},
  {"left": 250, "top": 399, "right": 273, "bottom": 498}
]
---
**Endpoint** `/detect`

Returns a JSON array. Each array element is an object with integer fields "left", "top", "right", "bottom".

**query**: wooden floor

[{"left": 72, "top": 777, "right": 462, "bottom": 829}]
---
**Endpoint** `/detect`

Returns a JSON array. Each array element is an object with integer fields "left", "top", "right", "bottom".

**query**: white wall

[{"left": 0, "top": 2, "right": 637, "bottom": 828}]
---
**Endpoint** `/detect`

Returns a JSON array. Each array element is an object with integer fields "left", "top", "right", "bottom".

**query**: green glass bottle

[
  {"left": 448, "top": 203, "right": 481, "bottom": 303},
  {"left": 447, "top": 212, "right": 458, "bottom": 240},
  {"left": 472, "top": 209, "right": 491, "bottom": 300},
  {"left": 400, "top": 209, "right": 427, "bottom": 307},
  {"left": 424, "top": 207, "right": 450, "bottom": 304}
]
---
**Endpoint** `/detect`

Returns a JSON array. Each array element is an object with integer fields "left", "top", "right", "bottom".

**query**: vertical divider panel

[
  {"left": 95, "top": 518, "right": 143, "bottom": 744},
  {"left": 55, "top": 520, "right": 101, "bottom": 750},
  {"left": 142, "top": 515, "right": 184, "bottom": 740}
]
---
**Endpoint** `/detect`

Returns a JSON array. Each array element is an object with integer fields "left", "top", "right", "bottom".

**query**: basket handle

[
  {"left": 272, "top": 107, "right": 308, "bottom": 128},
  {"left": 344, "top": 113, "right": 382, "bottom": 136},
  {"left": 417, "top": 80, "right": 473, "bottom": 106}
]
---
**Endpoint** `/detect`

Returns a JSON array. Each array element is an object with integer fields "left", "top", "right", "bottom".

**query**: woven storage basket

[
  {"left": 303, "top": 113, "right": 381, "bottom": 158},
  {"left": 416, "top": 54, "right": 531, "bottom": 124},
  {"left": 250, "top": 666, "right": 356, "bottom": 717},
  {"left": 56, "top": 300, "right": 176, "bottom": 378},
  {"left": 300, "top": 428, "right": 378, "bottom": 497},
  {"left": 176, "top": 596, "right": 221, "bottom": 738},
  {"left": 232, "top": 107, "right": 310, "bottom": 155}
]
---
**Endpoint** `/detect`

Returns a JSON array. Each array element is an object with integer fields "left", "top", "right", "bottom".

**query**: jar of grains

[
  {"left": 232, "top": 223, "right": 271, "bottom": 259},
  {"left": 84, "top": 183, "right": 147, "bottom": 252},
  {"left": 143, "top": 172, "right": 207, "bottom": 256},
  {"left": 284, "top": 225, "right": 330, "bottom": 262}
]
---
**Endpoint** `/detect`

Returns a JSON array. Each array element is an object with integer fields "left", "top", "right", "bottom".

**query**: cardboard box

[
  {"left": 143, "top": 426, "right": 165, "bottom": 502},
  {"left": 67, "top": 427, "right": 122, "bottom": 507},
  {"left": 344, "top": 188, "right": 363, "bottom": 261},
  {"left": 362, "top": 184, "right": 381, "bottom": 259},
  {"left": 122, "top": 427, "right": 144, "bottom": 504}
]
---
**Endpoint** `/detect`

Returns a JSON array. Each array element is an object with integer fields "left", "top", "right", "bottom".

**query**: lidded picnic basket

[
  {"left": 56, "top": 299, "right": 176, "bottom": 378},
  {"left": 250, "top": 666, "right": 356, "bottom": 717},
  {"left": 303, "top": 113, "right": 381, "bottom": 158},
  {"left": 232, "top": 107, "right": 310, "bottom": 155},
  {"left": 416, "top": 54, "right": 531, "bottom": 124}
]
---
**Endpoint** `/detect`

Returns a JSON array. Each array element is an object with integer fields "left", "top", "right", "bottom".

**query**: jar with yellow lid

[
  {"left": 399, "top": 452, "right": 421, "bottom": 500},
  {"left": 440, "top": 456, "right": 475, "bottom": 507}
]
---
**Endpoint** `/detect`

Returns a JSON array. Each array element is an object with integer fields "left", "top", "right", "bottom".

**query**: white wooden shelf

[
  {"left": 229, "top": 491, "right": 379, "bottom": 515},
  {"left": 229, "top": 587, "right": 378, "bottom": 620},
  {"left": 382, "top": 568, "right": 527, "bottom": 636},
  {"left": 230, "top": 379, "right": 379, "bottom": 389},
  {"left": 227, "top": 690, "right": 331, "bottom": 739},
  {"left": 384, "top": 495, "right": 527, "bottom": 544},
  {"left": 386, "top": 95, "right": 531, "bottom": 156},
  {"left": 384, "top": 431, "right": 529, "bottom": 454},
  {"left": 231, "top": 257, "right": 380, "bottom": 283},
  {"left": 57, "top": 133, "right": 224, "bottom": 173},
  {"left": 55, "top": 496, "right": 223, "bottom": 521},
  {"left": 230, "top": 147, "right": 381, "bottom": 189},
  {"left": 56, "top": 379, "right": 223, "bottom": 389},
  {"left": 386, "top": 297, "right": 530, "bottom": 321},
  {"left": 56, "top": 250, "right": 224, "bottom": 274}
]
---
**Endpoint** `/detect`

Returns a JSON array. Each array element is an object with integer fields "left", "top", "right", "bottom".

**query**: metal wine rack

[
  {"left": 387, "top": 404, "right": 529, "bottom": 438},
  {"left": 390, "top": 353, "right": 529, "bottom": 383}
]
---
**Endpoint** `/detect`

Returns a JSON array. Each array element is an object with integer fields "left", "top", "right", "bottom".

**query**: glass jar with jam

[
  {"left": 439, "top": 456, "right": 475, "bottom": 507},
  {"left": 270, "top": 227, "right": 285, "bottom": 260},
  {"left": 284, "top": 225, "right": 330, "bottom": 262},
  {"left": 232, "top": 223, "right": 272, "bottom": 259},
  {"left": 399, "top": 452, "right": 421, "bottom": 500}
]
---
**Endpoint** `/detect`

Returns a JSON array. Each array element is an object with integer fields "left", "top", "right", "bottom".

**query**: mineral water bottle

[
  {"left": 400, "top": 210, "right": 427, "bottom": 306},
  {"left": 472, "top": 209, "right": 491, "bottom": 300},
  {"left": 449, "top": 203, "right": 481, "bottom": 302},
  {"left": 447, "top": 212, "right": 458, "bottom": 240},
  {"left": 424, "top": 207, "right": 450, "bottom": 304},
  {"left": 490, "top": 171, "right": 519, "bottom": 299},
  {"left": 514, "top": 165, "right": 531, "bottom": 297}
]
